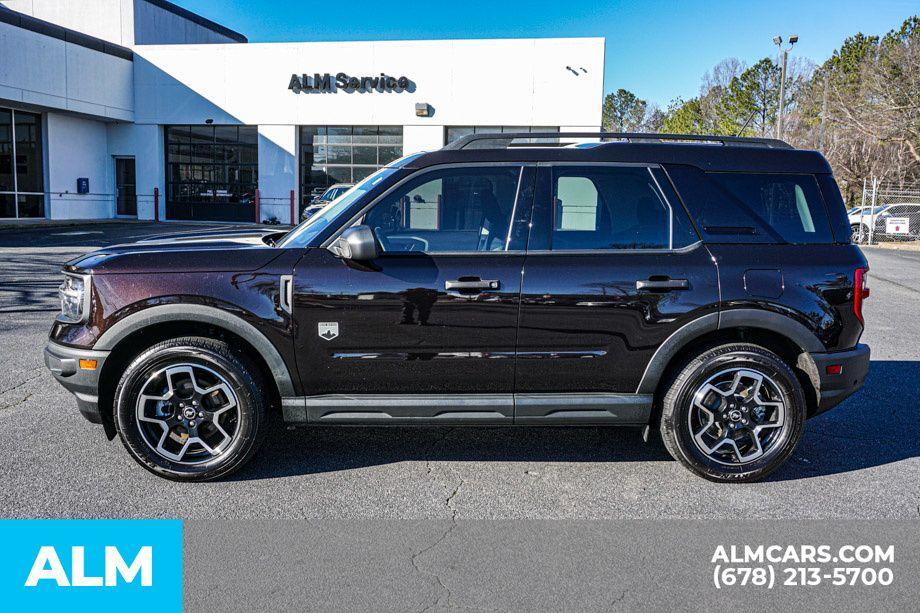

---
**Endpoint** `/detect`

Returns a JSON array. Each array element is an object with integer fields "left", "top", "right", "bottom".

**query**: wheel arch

[
  {"left": 95, "top": 305, "right": 295, "bottom": 438},
  {"left": 638, "top": 309, "right": 824, "bottom": 414}
]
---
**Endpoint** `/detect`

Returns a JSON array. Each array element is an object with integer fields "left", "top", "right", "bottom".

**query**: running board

[{"left": 281, "top": 393, "right": 652, "bottom": 425}]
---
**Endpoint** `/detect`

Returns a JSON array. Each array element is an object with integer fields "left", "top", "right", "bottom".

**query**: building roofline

[
  {"left": 143, "top": 0, "right": 247, "bottom": 43},
  {"left": 0, "top": 5, "right": 133, "bottom": 61}
]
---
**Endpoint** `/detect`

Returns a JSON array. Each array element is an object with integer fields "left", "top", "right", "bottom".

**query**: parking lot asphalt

[{"left": 0, "top": 223, "right": 917, "bottom": 519}]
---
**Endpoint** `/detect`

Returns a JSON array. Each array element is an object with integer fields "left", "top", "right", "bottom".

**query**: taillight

[{"left": 854, "top": 267, "right": 870, "bottom": 323}]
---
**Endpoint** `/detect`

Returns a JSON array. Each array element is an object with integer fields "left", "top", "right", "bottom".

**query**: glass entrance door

[
  {"left": 115, "top": 157, "right": 137, "bottom": 216},
  {"left": 1, "top": 107, "right": 45, "bottom": 218}
]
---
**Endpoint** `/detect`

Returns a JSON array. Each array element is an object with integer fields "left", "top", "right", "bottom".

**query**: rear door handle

[
  {"left": 445, "top": 279, "right": 500, "bottom": 291},
  {"left": 636, "top": 278, "right": 689, "bottom": 291}
]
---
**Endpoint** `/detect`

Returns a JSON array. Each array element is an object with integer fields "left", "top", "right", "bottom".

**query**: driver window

[{"left": 364, "top": 166, "right": 521, "bottom": 253}]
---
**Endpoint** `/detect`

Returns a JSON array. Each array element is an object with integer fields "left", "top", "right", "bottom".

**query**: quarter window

[
  {"left": 707, "top": 173, "right": 834, "bottom": 244},
  {"left": 364, "top": 166, "right": 523, "bottom": 253}
]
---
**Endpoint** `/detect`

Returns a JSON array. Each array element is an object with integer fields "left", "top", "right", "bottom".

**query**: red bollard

[
  {"left": 254, "top": 189, "right": 260, "bottom": 223},
  {"left": 290, "top": 189, "right": 296, "bottom": 225},
  {"left": 153, "top": 187, "right": 159, "bottom": 222}
]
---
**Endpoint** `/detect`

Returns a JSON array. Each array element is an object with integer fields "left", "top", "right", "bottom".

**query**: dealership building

[{"left": 0, "top": 0, "right": 604, "bottom": 223}]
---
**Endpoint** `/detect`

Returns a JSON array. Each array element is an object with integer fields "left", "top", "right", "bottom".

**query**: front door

[
  {"left": 115, "top": 157, "right": 137, "bottom": 216},
  {"left": 292, "top": 164, "right": 535, "bottom": 423},
  {"left": 515, "top": 164, "right": 719, "bottom": 420}
]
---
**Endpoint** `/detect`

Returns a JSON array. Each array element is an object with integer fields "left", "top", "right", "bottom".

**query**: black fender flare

[
  {"left": 635, "top": 309, "right": 824, "bottom": 394},
  {"left": 93, "top": 304, "right": 296, "bottom": 397}
]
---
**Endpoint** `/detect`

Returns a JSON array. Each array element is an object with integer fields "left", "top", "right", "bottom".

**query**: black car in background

[{"left": 45, "top": 132, "right": 869, "bottom": 483}]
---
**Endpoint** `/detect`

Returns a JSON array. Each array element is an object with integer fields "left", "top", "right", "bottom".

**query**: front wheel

[
  {"left": 659, "top": 343, "right": 806, "bottom": 483},
  {"left": 114, "top": 336, "right": 268, "bottom": 481}
]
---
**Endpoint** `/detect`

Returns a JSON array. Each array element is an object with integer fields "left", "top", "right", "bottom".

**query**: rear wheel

[
  {"left": 659, "top": 343, "right": 806, "bottom": 483},
  {"left": 114, "top": 336, "right": 268, "bottom": 481}
]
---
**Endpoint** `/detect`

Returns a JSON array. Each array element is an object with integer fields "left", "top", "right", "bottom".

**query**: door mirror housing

[{"left": 329, "top": 225, "right": 379, "bottom": 260}]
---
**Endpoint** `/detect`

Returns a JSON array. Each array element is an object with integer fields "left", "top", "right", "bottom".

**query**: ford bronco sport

[{"left": 44, "top": 132, "right": 870, "bottom": 482}]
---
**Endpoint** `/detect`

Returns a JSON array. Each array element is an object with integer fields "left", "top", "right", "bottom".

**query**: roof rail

[{"left": 442, "top": 131, "right": 794, "bottom": 151}]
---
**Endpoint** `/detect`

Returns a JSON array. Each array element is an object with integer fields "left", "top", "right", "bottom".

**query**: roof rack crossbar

[{"left": 443, "top": 131, "right": 793, "bottom": 150}]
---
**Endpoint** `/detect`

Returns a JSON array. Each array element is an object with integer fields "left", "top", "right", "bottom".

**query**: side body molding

[
  {"left": 93, "top": 304, "right": 296, "bottom": 397},
  {"left": 636, "top": 308, "right": 824, "bottom": 394}
]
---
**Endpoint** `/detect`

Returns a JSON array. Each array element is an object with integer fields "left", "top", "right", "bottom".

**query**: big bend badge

[{"left": 318, "top": 322, "right": 339, "bottom": 341}]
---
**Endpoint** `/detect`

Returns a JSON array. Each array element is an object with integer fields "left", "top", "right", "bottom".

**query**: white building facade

[{"left": 0, "top": 0, "right": 604, "bottom": 223}]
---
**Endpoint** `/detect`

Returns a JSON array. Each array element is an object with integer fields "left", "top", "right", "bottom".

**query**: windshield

[
  {"left": 278, "top": 167, "right": 399, "bottom": 248},
  {"left": 320, "top": 186, "right": 343, "bottom": 201}
]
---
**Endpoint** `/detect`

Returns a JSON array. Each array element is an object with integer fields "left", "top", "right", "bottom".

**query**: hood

[{"left": 64, "top": 227, "right": 290, "bottom": 275}]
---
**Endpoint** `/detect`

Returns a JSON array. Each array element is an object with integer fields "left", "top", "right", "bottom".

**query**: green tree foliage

[
  {"left": 661, "top": 97, "right": 707, "bottom": 134},
  {"left": 602, "top": 89, "right": 648, "bottom": 132},
  {"left": 719, "top": 58, "right": 781, "bottom": 136},
  {"left": 605, "top": 15, "right": 920, "bottom": 195}
]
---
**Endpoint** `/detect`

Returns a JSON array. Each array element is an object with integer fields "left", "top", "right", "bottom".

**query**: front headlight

[{"left": 58, "top": 273, "right": 90, "bottom": 323}]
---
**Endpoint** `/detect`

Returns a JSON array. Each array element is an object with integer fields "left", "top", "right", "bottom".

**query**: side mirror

[{"left": 328, "top": 225, "right": 378, "bottom": 260}]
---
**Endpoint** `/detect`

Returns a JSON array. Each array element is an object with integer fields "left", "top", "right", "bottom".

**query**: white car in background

[
  {"left": 849, "top": 203, "right": 920, "bottom": 242},
  {"left": 849, "top": 205, "right": 890, "bottom": 242}
]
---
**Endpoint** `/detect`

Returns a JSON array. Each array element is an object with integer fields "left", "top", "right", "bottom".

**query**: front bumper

[
  {"left": 44, "top": 341, "right": 110, "bottom": 424},
  {"left": 808, "top": 343, "right": 870, "bottom": 416}
]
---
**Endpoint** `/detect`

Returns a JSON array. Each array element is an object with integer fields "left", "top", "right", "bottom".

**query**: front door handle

[
  {"left": 445, "top": 278, "right": 500, "bottom": 291},
  {"left": 636, "top": 278, "right": 689, "bottom": 291}
]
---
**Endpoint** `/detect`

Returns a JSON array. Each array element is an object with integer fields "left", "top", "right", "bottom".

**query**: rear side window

[{"left": 536, "top": 165, "right": 698, "bottom": 251}]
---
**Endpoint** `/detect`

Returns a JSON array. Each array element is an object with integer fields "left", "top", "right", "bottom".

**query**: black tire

[
  {"left": 114, "top": 336, "right": 268, "bottom": 481},
  {"left": 659, "top": 343, "right": 806, "bottom": 483}
]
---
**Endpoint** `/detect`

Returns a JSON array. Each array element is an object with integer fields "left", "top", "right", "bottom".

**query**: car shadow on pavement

[
  {"left": 231, "top": 421, "right": 673, "bottom": 481},
  {"left": 768, "top": 359, "right": 920, "bottom": 482},
  {"left": 229, "top": 360, "right": 919, "bottom": 482}
]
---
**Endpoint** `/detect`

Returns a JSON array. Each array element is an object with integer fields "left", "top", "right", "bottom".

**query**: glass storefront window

[
  {"left": 165, "top": 124, "right": 259, "bottom": 221},
  {"left": 0, "top": 107, "right": 44, "bottom": 218},
  {"left": 299, "top": 126, "right": 403, "bottom": 208},
  {"left": 445, "top": 125, "right": 560, "bottom": 147}
]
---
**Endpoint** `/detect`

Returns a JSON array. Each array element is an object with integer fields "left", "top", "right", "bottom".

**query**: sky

[{"left": 177, "top": 0, "right": 918, "bottom": 108}]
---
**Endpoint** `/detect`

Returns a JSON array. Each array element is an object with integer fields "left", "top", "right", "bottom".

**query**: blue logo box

[{"left": 0, "top": 519, "right": 182, "bottom": 613}]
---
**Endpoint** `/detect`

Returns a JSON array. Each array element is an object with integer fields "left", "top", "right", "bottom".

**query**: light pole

[{"left": 773, "top": 34, "right": 798, "bottom": 140}]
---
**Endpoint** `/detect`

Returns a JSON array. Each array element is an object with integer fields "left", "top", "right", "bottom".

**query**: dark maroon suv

[{"left": 44, "top": 132, "right": 870, "bottom": 482}]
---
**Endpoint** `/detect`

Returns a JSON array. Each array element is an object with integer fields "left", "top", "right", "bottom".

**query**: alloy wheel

[
  {"left": 135, "top": 363, "right": 240, "bottom": 464},
  {"left": 687, "top": 368, "right": 787, "bottom": 465}
]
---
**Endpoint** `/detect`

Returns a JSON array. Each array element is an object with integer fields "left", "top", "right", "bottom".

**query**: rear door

[
  {"left": 515, "top": 163, "right": 719, "bottom": 421},
  {"left": 291, "top": 164, "right": 535, "bottom": 422}
]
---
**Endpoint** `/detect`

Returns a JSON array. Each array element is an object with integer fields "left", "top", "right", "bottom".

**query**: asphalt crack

[
  {"left": 0, "top": 374, "right": 43, "bottom": 411},
  {"left": 610, "top": 588, "right": 629, "bottom": 608},
  {"left": 423, "top": 427, "right": 455, "bottom": 477},
  {"left": 411, "top": 440, "right": 466, "bottom": 613},
  {"left": 0, "top": 372, "right": 43, "bottom": 396}
]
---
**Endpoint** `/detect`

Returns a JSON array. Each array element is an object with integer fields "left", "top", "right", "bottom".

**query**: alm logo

[
  {"left": 0, "top": 520, "right": 181, "bottom": 612},
  {"left": 25, "top": 545, "right": 153, "bottom": 587}
]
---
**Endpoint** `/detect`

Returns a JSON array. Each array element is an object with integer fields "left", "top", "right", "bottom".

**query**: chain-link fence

[{"left": 851, "top": 180, "right": 920, "bottom": 244}]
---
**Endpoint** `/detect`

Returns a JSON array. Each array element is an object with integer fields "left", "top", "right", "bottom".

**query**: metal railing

[
  {"left": 1, "top": 189, "right": 301, "bottom": 225},
  {"left": 853, "top": 179, "right": 920, "bottom": 244}
]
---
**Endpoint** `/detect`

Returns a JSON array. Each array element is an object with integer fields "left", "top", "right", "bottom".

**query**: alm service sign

[{"left": 289, "top": 72, "right": 411, "bottom": 93}]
